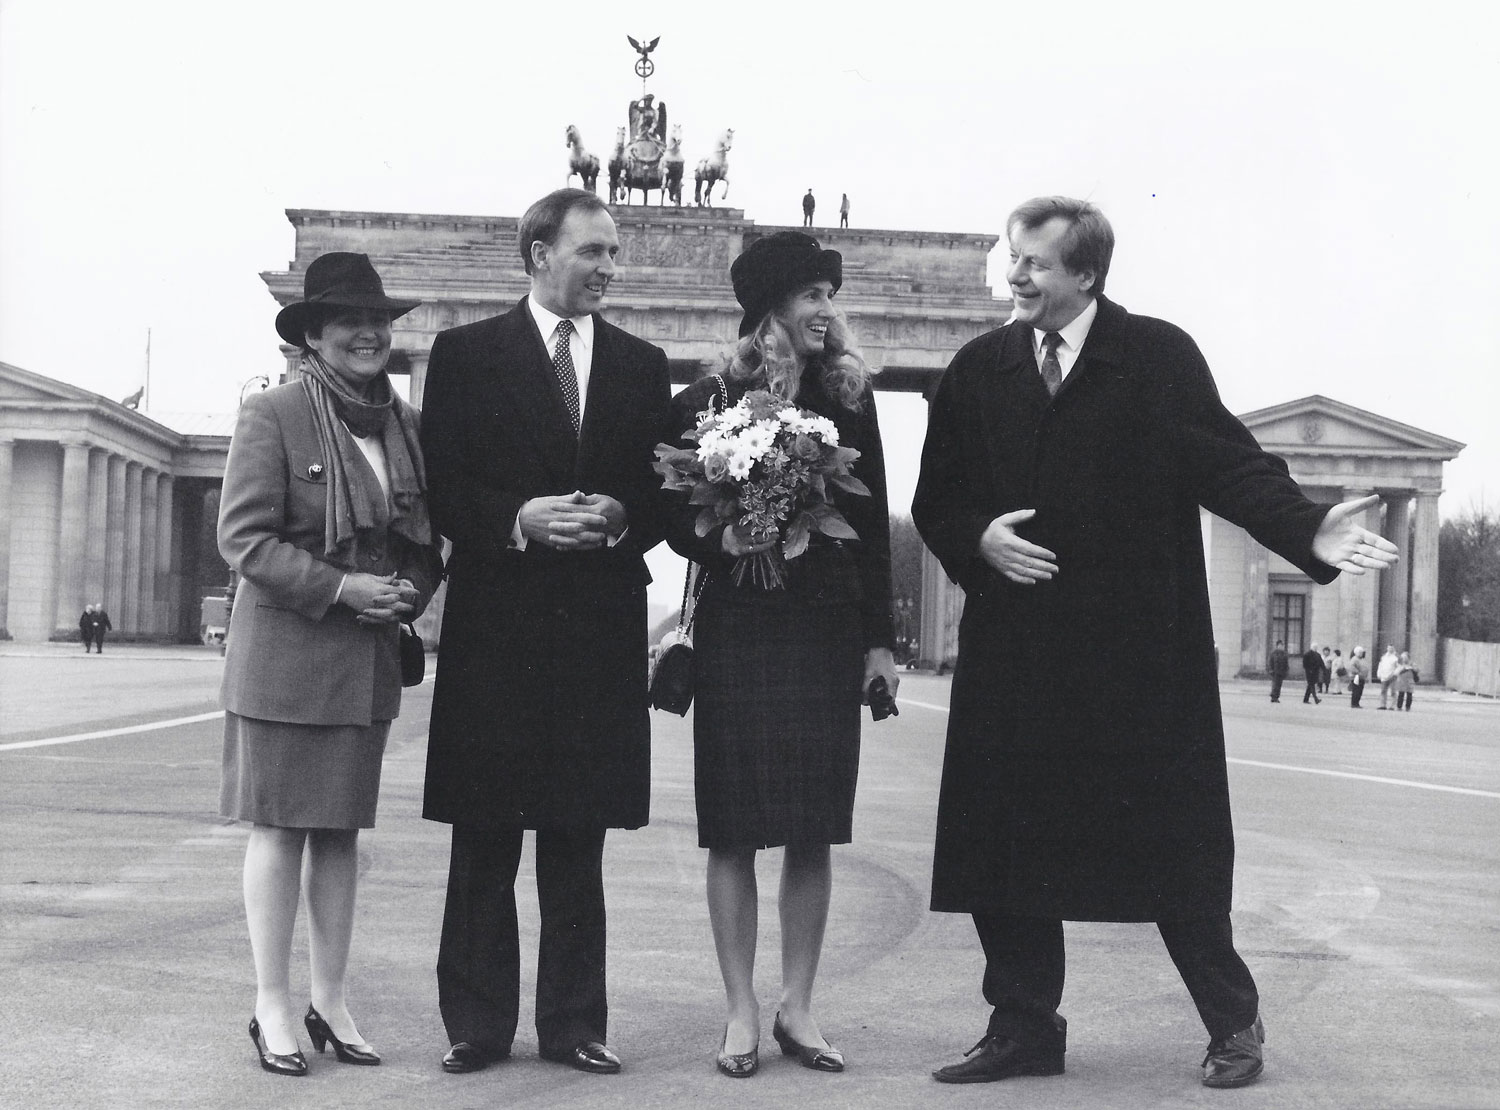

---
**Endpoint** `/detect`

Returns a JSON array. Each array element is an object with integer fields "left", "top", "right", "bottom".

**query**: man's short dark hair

[
  {"left": 1007, "top": 196, "right": 1115, "bottom": 297},
  {"left": 519, "top": 189, "right": 610, "bottom": 275}
]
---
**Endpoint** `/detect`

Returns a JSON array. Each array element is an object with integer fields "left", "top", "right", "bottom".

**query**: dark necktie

[
  {"left": 552, "top": 319, "right": 581, "bottom": 433},
  {"left": 1039, "top": 331, "right": 1063, "bottom": 397}
]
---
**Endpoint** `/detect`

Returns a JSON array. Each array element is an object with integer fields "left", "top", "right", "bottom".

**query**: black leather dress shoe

[
  {"left": 540, "top": 1040, "right": 622, "bottom": 1074},
  {"left": 1202, "top": 1015, "right": 1264, "bottom": 1088},
  {"left": 442, "top": 1041, "right": 504, "bottom": 1073},
  {"left": 932, "top": 1021, "right": 1065, "bottom": 1084}
]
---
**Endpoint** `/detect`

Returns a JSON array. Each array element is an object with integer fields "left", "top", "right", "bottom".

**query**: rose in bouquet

[{"left": 654, "top": 388, "right": 869, "bottom": 588}]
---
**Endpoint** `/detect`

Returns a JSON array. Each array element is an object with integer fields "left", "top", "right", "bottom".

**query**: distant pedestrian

[
  {"left": 1348, "top": 646, "right": 1369, "bottom": 707},
  {"left": 1319, "top": 646, "right": 1332, "bottom": 693},
  {"left": 802, "top": 188, "right": 815, "bottom": 227},
  {"left": 1376, "top": 645, "right": 1400, "bottom": 709},
  {"left": 79, "top": 605, "right": 95, "bottom": 652},
  {"left": 839, "top": 192, "right": 850, "bottom": 228},
  {"left": 88, "top": 603, "right": 111, "bottom": 652},
  {"left": 1267, "top": 640, "right": 1288, "bottom": 702},
  {"left": 1301, "top": 643, "right": 1322, "bottom": 703},
  {"left": 1394, "top": 651, "right": 1418, "bottom": 711},
  {"left": 1330, "top": 648, "right": 1347, "bottom": 694}
]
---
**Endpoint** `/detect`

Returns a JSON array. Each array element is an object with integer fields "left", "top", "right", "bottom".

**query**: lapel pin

[{"left": 308, "top": 463, "right": 324, "bottom": 478}]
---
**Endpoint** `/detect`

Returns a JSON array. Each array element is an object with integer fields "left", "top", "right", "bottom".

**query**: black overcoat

[
  {"left": 912, "top": 296, "right": 1337, "bottom": 921},
  {"left": 420, "top": 299, "right": 671, "bottom": 830}
]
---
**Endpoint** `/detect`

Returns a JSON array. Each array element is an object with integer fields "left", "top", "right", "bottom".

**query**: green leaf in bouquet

[
  {"left": 694, "top": 507, "right": 722, "bottom": 537},
  {"left": 828, "top": 472, "right": 871, "bottom": 497},
  {"left": 689, "top": 481, "right": 723, "bottom": 506},
  {"left": 782, "top": 512, "right": 813, "bottom": 559},
  {"left": 808, "top": 502, "right": 860, "bottom": 540}
]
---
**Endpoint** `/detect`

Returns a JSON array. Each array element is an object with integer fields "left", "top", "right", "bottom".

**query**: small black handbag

[
  {"left": 648, "top": 563, "right": 704, "bottom": 715},
  {"left": 399, "top": 622, "right": 425, "bottom": 687}
]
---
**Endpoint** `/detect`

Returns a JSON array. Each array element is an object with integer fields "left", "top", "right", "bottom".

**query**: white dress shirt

[
  {"left": 526, "top": 296, "right": 595, "bottom": 425},
  {"left": 1030, "top": 296, "right": 1099, "bottom": 384}
]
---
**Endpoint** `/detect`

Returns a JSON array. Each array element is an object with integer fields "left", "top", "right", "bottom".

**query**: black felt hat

[
  {"left": 730, "top": 231, "right": 843, "bottom": 337},
  {"left": 275, "top": 252, "right": 421, "bottom": 346}
]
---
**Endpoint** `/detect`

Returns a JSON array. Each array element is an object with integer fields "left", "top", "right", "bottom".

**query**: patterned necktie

[
  {"left": 552, "top": 319, "right": 581, "bottom": 433},
  {"left": 1039, "top": 331, "right": 1063, "bottom": 397}
]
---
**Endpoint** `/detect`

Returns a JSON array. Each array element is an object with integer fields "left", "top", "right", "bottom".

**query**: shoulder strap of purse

[
  {"left": 678, "top": 560, "right": 708, "bottom": 634},
  {"left": 713, "top": 373, "right": 729, "bottom": 413}
]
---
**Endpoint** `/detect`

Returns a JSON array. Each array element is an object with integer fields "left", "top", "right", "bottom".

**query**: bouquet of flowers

[{"left": 654, "top": 388, "right": 869, "bottom": 588}]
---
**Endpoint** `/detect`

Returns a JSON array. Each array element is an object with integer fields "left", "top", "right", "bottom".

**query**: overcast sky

[{"left": 3, "top": 0, "right": 1496, "bottom": 543}]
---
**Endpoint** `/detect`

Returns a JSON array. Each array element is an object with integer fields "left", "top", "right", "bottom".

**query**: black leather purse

[
  {"left": 399, "top": 622, "right": 425, "bottom": 687},
  {"left": 648, "top": 563, "right": 704, "bottom": 715}
]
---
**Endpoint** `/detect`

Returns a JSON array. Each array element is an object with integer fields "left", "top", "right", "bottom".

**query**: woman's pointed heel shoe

[
  {"left": 772, "top": 1012, "right": 845, "bottom": 1072},
  {"left": 716, "top": 1025, "right": 759, "bottom": 1077},
  {"left": 249, "top": 1017, "right": 308, "bottom": 1076},
  {"left": 304, "top": 1005, "right": 381, "bottom": 1065}
]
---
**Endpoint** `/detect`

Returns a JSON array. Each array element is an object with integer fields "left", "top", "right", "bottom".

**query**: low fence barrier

[{"left": 1441, "top": 637, "right": 1500, "bottom": 698}]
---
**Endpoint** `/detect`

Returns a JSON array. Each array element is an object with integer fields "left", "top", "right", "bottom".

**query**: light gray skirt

[{"left": 220, "top": 712, "right": 390, "bottom": 830}]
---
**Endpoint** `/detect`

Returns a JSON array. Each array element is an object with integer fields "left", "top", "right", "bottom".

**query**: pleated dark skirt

[
  {"left": 219, "top": 712, "right": 390, "bottom": 830},
  {"left": 692, "top": 547, "right": 865, "bottom": 849}
]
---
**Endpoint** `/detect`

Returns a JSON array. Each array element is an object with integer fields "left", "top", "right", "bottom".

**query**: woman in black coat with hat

[
  {"left": 219, "top": 253, "right": 441, "bottom": 1076},
  {"left": 661, "top": 232, "right": 899, "bottom": 1077}
]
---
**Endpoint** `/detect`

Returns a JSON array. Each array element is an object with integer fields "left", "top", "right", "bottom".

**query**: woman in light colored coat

[{"left": 219, "top": 253, "right": 441, "bottom": 1076}]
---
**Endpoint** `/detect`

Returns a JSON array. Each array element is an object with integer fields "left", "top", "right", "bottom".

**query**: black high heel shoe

[
  {"left": 772, "top": 1012, "right": 845, "bottom": 1072},
  {"left": 716, "top": 1025, "right": 759, "bottom": 1078},
  {"left": 249, "top": 1017, "right": 308, "bottom": 1076},
  {"left": 304, "top": 1004, "right": 381, "bottom": 1065}
]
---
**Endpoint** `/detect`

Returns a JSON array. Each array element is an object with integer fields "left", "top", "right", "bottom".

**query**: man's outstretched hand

[{"left": 1311, "top": 494, "right": 1400, "bottom": 575}]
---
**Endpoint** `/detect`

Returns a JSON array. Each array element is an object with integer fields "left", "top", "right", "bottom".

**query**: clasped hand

[
  {"left": 519, "top": 491, "right": 626, "bottom": 551},
  {"left": 979, "top": 509, "right": 1059, "bottom": 585},
  {"left": 339, "top": 573, "right": 418, "bottom": 624}
]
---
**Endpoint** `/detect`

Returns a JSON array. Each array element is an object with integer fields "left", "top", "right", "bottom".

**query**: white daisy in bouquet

[{"left": 655, "top": 388, "right": 870, "bottom": 588}]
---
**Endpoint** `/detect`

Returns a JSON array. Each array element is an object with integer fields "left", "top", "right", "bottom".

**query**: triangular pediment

[
  {"left": 0, "top": 361, "right": 106, "bottom": 405},
  {"left": 1239, "top": 395, "right": 1464, "bottom": 459}
]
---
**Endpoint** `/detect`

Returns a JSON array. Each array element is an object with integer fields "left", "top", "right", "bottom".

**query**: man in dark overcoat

[
  {"left": 420, "top": 188, "right": 671, "bottom": 1076},
  {"left": 913, "top": 196, "right": 1397, "bottom": 1090},
  {"left": 1267, "top": 639, "right": 1289, "bottom": 702},
  {"left": 1301, "top": 642, "right": 1325, "bottom": 704}
]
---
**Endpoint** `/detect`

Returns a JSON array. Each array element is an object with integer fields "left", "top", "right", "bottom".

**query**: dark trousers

[
  {"left": 973, "top": 913, "right": 1259, "bottom": 1042},
  {"left": 437, "top": 824, "right": 608, "bottom": 1055},
  {"left": 1351, "top": 680, "right": 1365, "bottom": 707},
  {"left": 1269, "top": 674, "right": 1284, "bottom": 701},
  {"left": 1302, "top": 674, "right": 1320, "bottom": 702}
]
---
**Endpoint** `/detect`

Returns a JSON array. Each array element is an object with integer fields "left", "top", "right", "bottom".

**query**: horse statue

[
  {"left": 694, "top": 128, "right": 733, "bottom": 207},
  {"left": 565, "top": 124, "right": 600, "bottom": 194},
  {"left": 607, "top": 127, "right": 627, "bottom": 204},
  {"left": 662, "top": 124, "right": 685, "bottom": 206},
  {"left": 620, "top": 94, "right": 669, "bottom": 205}
]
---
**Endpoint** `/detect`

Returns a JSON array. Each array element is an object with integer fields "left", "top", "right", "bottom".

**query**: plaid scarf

[{"left": 299, "top": 353, "right": 431, "bottom": 558}]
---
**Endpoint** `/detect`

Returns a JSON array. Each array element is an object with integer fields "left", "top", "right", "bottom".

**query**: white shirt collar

[
  {"left": 1031, "top": 296, "right": 1099, "bottom": 356},
  {"left": 527, "top": 296, "right": 593, "bottom": 352}
]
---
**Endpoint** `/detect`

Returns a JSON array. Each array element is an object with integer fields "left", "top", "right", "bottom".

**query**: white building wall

[{"left": 8, "top": 443, "right": 62, "bottom": 641}]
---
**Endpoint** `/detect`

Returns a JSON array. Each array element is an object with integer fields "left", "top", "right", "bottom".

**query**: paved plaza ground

[{"left": 1, "top": 642, "right": 1498, "bottom": 1110}]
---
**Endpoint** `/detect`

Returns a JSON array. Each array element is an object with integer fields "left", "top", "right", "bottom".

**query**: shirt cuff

[{"left": 509, "top": 513, "right": 528, "bottom": 551}]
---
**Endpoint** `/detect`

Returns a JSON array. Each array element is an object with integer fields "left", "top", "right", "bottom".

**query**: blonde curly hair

[{"left": 723, "top": 304, "right": 872, "bottom": 411}]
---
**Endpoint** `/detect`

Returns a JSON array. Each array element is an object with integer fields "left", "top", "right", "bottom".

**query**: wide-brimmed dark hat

[
  {"left": 730, "top": 231, "right": 842, "bottom": 337},
  {"left": 275, "top": 252, "right": 421, "bottom": 346}
]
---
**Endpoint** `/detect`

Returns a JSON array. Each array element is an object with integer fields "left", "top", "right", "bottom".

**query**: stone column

[
  {"left": 1378, "top": 494, "right": 1412, "bottom": 652},
  {"left": 1239, "top": 536, "right": 1270, "bottom": 674},
  {"left": 1336, "top": 487, "right": 1380, "bottom": 653},
  {"left": 139, "top": 467, "right": 159, "bottom": 638},
  {"left": 53, "top": 440, "right": 92, "bottom": 635},
  {"left": 104, "top": 455, "right": 127, "bottom": 618},
  {"left": 122, "top": 461, "right": 144, "bottom": 633},
  {"left": 85, "top": 449, "right": 110, "bottom": 606},
  {"left": 409, "top": 351, "right": 431, "bottom": 410},
  {"left": 0, "top": 439, "right": 13, "bottom": 638},
  {"left": 1408, "top": 491, "right": 1441, "bottom": 679},
  {"left": 155, "top": 474, "right": 176, "bottom": 639}
]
